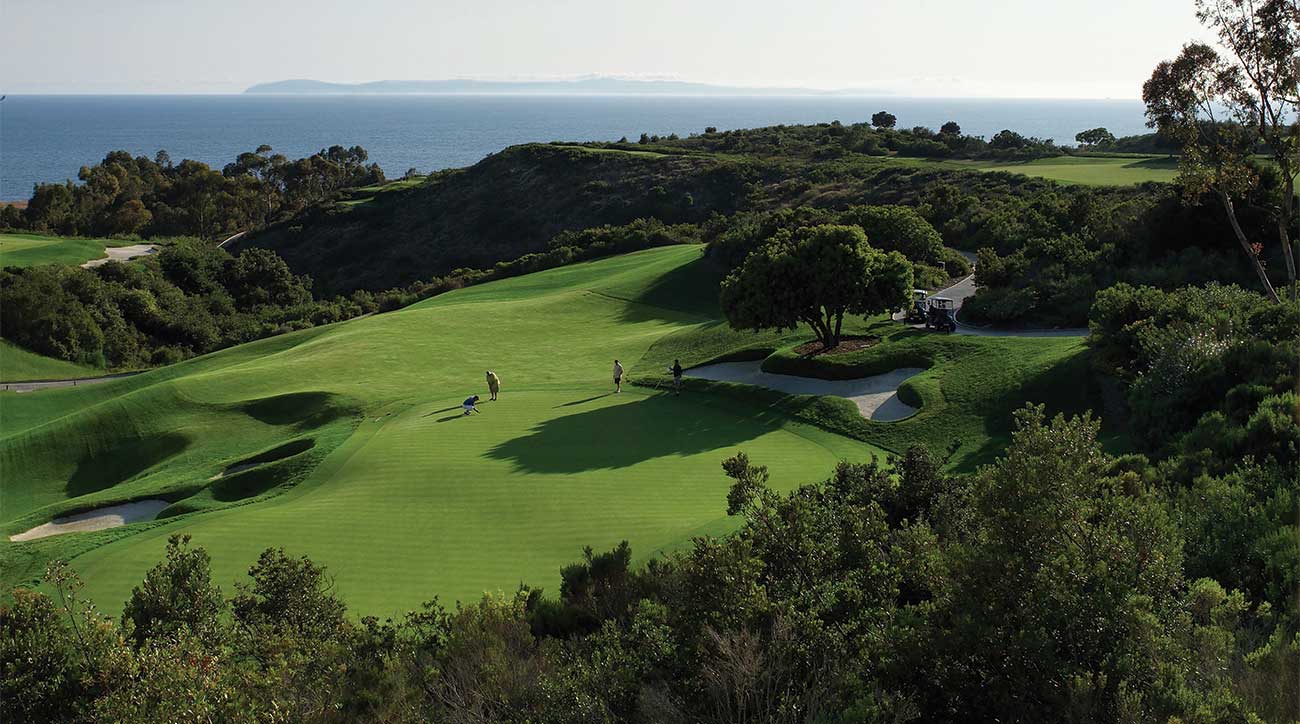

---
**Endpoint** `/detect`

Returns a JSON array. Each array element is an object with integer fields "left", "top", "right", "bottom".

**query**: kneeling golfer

[
  {"left": 462, "top": 395, "right": 481, "bottom": 415},
  {"left": 671, "top": 359, "right": 684, "bottom": 395}
]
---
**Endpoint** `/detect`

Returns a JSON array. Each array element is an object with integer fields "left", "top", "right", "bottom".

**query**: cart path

[
  {"left": 1, "top": 371, "right": 143, "bottom": 393},
  {"left": 915, "top": 249, "right": 1088, "bottom": 338}
]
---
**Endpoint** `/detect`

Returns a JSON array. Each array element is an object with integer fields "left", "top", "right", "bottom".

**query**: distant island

[{"left": 244, "top": 77, "right": 874, "bottom": 96}]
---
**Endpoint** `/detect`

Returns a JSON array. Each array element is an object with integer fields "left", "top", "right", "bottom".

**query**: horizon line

[{"left": 0, "top": 91, "right": 1146, "bottom": 102}]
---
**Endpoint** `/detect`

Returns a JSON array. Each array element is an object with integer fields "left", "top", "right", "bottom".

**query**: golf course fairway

[
  {"left": 1, "top": 246, "right": 890, "bottom": 616},
  {"left": 0, "top": 244, "right": 1093, "bottom": 617}
]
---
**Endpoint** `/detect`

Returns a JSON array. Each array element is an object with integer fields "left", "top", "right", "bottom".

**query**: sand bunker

[
  {"left": 81, "top": 244, "right": 159, "bottom": 269},
  {"left": 9, "top": 499, "right": 170, "bottom": 542},
  {"left": 685, "top": 361, "right": 925, "bottom": 421}
]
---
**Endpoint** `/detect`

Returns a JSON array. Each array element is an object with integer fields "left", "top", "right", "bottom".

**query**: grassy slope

[
  {"left": 0, "top": 247, "right": 878, "bottom": 616},
  {"left": 1, "top": 246, "right": 1098, "bottom": 617},
  {"left": 0, "top": 232, "right": 138, "bottom": 268},
  {"left": 238, "top": 144, "right": 754, "bottom": 294},
  {"left": 893, "top": 155, "right": 1179, "bottom": 186},
  {"left": 1, "top": 340, "right": 100, "bottom": 382}
]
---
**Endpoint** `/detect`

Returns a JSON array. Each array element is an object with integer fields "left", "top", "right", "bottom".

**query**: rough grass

[
  {"left": 0, "top": 245, "right": 1108, "bottom": 618},
  {"left": 0, "top": 340, "right": 101, "bottom": 382},
  {"left": 898, "top": 155, "right": 1179, "bottom": 186},
  {"left": 0, "top": 232, "right": 140, "bottom": 268}
]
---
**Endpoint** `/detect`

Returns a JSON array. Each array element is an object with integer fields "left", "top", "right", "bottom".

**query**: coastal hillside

[{"left": 234, "top": 144, "right": 756, "bottom": 293}]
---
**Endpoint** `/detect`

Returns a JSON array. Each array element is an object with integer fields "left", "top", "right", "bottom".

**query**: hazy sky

[{"left": 1, "top": 0, "right": 1209, "bottom": 97}]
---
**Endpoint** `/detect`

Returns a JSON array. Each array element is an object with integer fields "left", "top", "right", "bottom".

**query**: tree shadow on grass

[
  {"left": 617, "top": 256, "right": 725, "bottom": 323},
  {"left": 486, "top": 395, "right": 776, "bottom": 474}
]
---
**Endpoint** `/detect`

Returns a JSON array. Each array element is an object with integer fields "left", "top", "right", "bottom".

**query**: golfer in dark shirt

[{"left": 671, "top": 360, "right": 683, "bottom": 395}]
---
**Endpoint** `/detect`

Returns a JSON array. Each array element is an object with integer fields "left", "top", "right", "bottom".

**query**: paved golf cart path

[
  {"left": 10, "top": 500, "right": 170, "bottom": 541},
  {"left": 1, "top": 371, "right": 143, "bottom": 393},
  {"left": 924, "top": 250, "right": 1088, "bottom": 338},
  {"left": 685, "top": 362, "right": 925, "bottom": 421},
  {"left": 80, "top": 243, "right": 159, "bottom": 268}
]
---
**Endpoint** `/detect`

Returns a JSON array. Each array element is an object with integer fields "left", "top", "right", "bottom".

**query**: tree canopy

[
  {"left": 870, "top": 110, "right": 898, "bottom": 129},
  {"left": 1074, "top": 127, "right": 1116, "bottom": 148},
  {"left": 719, "top": 224, "right": 912, "bottom": 348}
]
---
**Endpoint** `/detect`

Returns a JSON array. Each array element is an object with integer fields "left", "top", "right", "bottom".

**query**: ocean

[{"left": 0, "top": 94, "right": 1150, "bottom": 200}]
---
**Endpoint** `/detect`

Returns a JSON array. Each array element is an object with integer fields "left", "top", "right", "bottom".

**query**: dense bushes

[
  {"left": 0, "top": 242, "right": 372, "bottom": 368},
  {"left": 7, "top": 145, "right": 384, "bottom": 240},
  {"left": 635, "top": 119, "right": 1063, "bottom": 161},
  {"left": 0, "top": 218, "right": 698, "bottom": 370},
  {"left": 1089, "top": 282, "right": 1299, "bottom": 631},
  {"left": 6, "top": 408, "right": 1295, "bottom": 722}
]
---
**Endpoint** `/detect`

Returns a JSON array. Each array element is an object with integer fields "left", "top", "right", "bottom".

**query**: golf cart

[
  {"left": 926, "top": 296, "right": 957, "bottom": 333},
  {"left": 905, "top": 289, "right": 929, "bottom": 324}
]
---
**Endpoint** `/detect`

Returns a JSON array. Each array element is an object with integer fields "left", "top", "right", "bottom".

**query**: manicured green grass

[
  {"left": 0, "top": 232, "right": 142, "bottom": 268},
  {"left": 0, "top": 245, "right": 1098, "bottom": 619},
  {"left": 0, "top": 340, "right": 101, "bottom": 382},
  {"left": 341, "top": 176, "right": 429, "bottom": 207},
  {"left": 890, "top": 155, "right": 1178, "bottom": 186}
]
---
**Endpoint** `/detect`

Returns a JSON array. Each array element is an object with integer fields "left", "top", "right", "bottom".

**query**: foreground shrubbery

[{"left": 4, "top": 406, "right": 1295, "bottom": 723}]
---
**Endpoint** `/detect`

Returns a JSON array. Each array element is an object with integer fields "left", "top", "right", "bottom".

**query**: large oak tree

[{"left": 719, "top": 224, "right": 912, "bottom": 349}]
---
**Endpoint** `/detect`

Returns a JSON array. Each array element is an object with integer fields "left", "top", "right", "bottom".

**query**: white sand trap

[
  {"left": 9, "top": 499, "right": 170, "bottom": 542},
  {"left": 81, "top": 244, "right": 159, "bottom": 269},
  {"left": 685, "top": 361, "right": 925, "bottom": 421}
]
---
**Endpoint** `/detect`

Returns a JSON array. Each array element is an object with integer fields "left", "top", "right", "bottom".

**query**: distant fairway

[
  {"left": 0, "top": 232, "right": 143, "bottom": 268},
  {"left": 940, "top": 155, "right": 1178, "bottom": 185},
  {"left": 0, "top": 245, "right": 1095, "bottom": 617}
]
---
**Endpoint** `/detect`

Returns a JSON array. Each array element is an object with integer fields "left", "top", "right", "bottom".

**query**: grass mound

[
  {"left": 0, "top": 245, "right": 1103, "bottom": 617},
  {"left": 0, "top": 339, "right": 101, "bottom": 382}
]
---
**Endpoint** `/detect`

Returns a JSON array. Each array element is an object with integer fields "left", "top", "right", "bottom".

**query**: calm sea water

[{"left": 0, "top": 95, "right": 1150, "bottom": 200}]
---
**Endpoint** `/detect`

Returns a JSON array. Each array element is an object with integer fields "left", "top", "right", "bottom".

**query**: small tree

[
  {"left": 870, "top": 111, "right": 897, "bottom": 129},
  {"left": 720, "top": 224, "right": 912, "bottom": 349},
  {"left": 1143, "top": 0, "right": 1300, "bottom": 304},
  {"left": 121, "top": 534, "right": 224, "bottom": 648},
  {"left": 1074, "top": 127, "right": 1115, "bottom": 148},
  {"left": 940, "top": 121, "right": 962, "bottom": 136}
]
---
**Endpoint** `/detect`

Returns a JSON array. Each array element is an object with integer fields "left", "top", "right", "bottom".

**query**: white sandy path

[
  {"left": 80, "top": 243, "right": 159, "bottom": 269},
  {"left": 685, "top": 361, "right": 925, "bottom": 421},
  {"left": 9, "top": 500, "right": 170, "bottom": 542}
]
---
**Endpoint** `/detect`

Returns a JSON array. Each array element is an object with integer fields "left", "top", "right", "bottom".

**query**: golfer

[
  {"left": 613, "top": 359, "right": 624, "bottom": 393},
  {"left": 462, "top": 395, "right": 481, "bottom": 415},
  {"left": 671, "top": 359, "right": 683, "bottom": 395},
  {"left": 486, "top": 371, "right": 501, "bottom": 401}
]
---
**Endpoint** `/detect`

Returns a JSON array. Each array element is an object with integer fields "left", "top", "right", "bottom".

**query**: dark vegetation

[
  {"left": 0, "top": 219, "right": 696, "bottom": 370},
  {"left": 221, "top": 133, "right": 1260, "bottom": 329},
  {"left": 2, "top": 146, "right": 384, "bottom": 240},
  {"left": 719, "top": 224, "right": 913, "bottom": 348},
  {"left": 6, "top": 375, "right": 1296, "bottom": 722}
]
